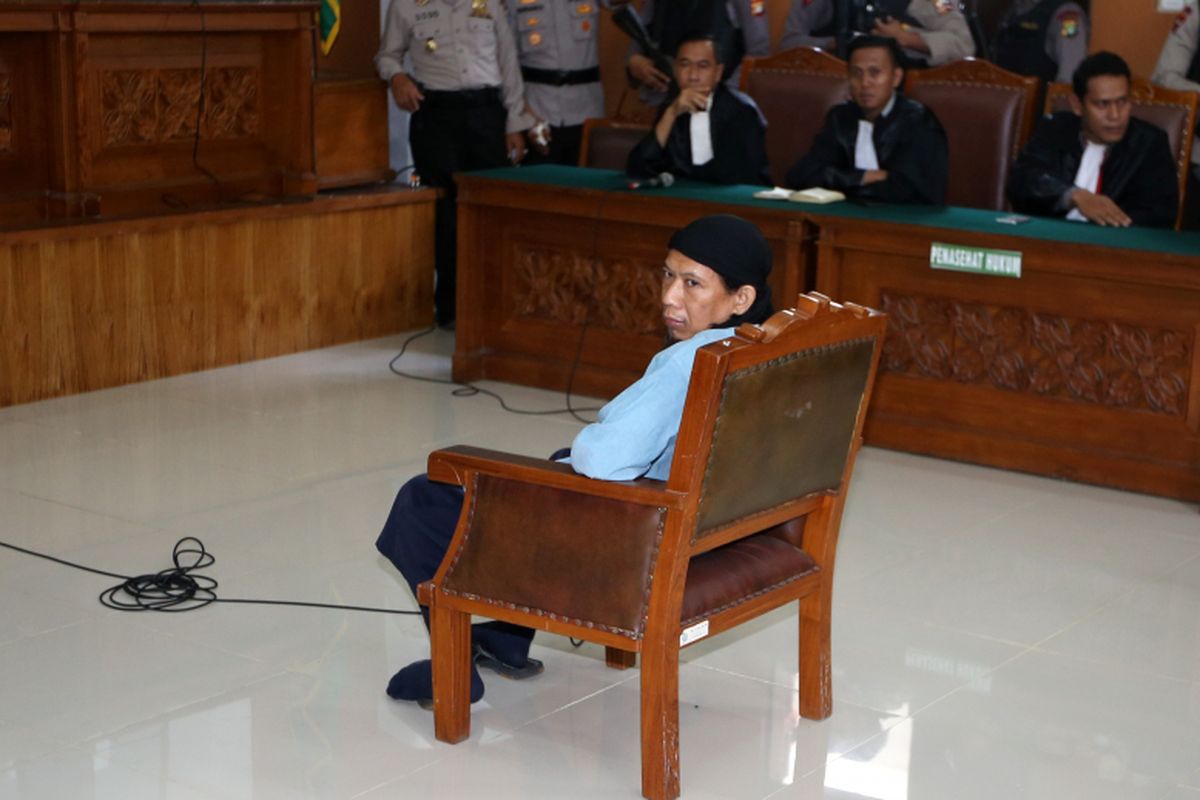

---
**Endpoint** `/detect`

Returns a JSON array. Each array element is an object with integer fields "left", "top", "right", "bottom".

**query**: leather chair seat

[{"left": 682, "top": 534, "right": 817, "bottom": 625}]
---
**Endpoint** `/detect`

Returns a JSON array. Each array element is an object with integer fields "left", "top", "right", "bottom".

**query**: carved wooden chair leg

[
  {"left": 606, "top": 646, "right": 637, "bottom": 670},
  {"left": 430, "top": 604, "right": 473, "bottom": 743},
  {"left": 639, "top": 640, "right": 681, "bottom": 800},
  {"left": 798, "top": 592, "right": 833, "bottom": 720}
]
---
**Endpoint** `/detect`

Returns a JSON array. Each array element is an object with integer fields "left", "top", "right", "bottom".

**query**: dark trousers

[
  {"left": 376, "top": 474, "right": 536, "bottom": 659},
  {"left": 523, "top": 124, "right": 585, "bottom": 167},
  {"left": 1183, "top": 169, "right": 1200, "bottom": 232},
  {"left": 375, "top": 474, "right": 465, "bottom": 606},
  {"left": 409, "top": 90, "right": 509, "bottom": 326}
]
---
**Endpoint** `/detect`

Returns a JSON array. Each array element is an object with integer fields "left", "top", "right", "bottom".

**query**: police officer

[
  {"left": 376, "top": 0, "right": 535, "bottom": 327},
  {"left": 777, "top": 0, "right": 975, "bottom": 68},
  {"left": 1152, "top": 0, "right": 1199, "bottom": 228},
  {"left": 509, "top": 0, "right": 604, "bottom": 164},
  {"left": 993, "top": 0, "right": 1089, "bottom": 84},
  {"left": 626, "top": 0, "right": 771, "bottom": 107}
]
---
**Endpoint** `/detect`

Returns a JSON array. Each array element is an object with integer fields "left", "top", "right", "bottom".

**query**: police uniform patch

[
  {"left": 1057, "top": 10, "right": 1079, "bottom": 38},
  {"left": 1173, "top": 5, "right": 1192, "bottom": 33},
  {"left": 932, "top": 0, "right": 953, "bottom": 14}
]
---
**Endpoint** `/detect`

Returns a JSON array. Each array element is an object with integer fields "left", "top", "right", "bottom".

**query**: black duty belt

[
  {"left": 419, "top": 87, "right": 502, "bottom": 109},
  {"left": 520, "top": 66, "right": 601, "bottom": 86}
]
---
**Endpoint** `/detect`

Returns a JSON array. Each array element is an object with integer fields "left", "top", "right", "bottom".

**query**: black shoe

[{"left": 473, "top": 643, "right": 545, "bottom": 680}]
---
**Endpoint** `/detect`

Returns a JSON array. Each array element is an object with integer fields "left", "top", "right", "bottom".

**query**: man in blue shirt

[{"left": 376, "top": 215, "right": 774, "bottom": 706}]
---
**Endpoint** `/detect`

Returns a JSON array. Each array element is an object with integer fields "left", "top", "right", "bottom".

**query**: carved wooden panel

[
  {"left": 101, "top": 67, "right": 259, "bottom": 149},
  {"left": 0, "top": 71, "right": 11, "bottom": 153},
  {"left": 879, "top": 290, "right": 1192, "bottom": 417},
  {"left": 512, "top": 244, "right": 662, "bottom": 335}
]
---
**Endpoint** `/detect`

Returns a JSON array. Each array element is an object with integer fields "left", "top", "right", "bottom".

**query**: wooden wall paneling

[
  {"left": 261, "top": 17, "right": 318, "bottom": 196},
  {"left": 316, "top": 0, "right": 379, "bottom": 80},
  {"left": 314, "top": 78, "right": 390, "bottom": 189},
  {"left": 1092, "top": 0, "right": 1177, "bottom": 79},
  {"left": 0, "top": 33, "right": 53, "bottom": 225},
  {"left": 0, "top": 191, "right": 436, "bottom": 408}
]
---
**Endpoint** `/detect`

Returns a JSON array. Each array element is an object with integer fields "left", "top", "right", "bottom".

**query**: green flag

[{"left": 318, "top": 0, "right": 341, "bottom": 55}]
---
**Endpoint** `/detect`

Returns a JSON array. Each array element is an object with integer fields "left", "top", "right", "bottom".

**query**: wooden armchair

[
  {"left": 579, "top": 118, "right": 653, "bottom": 169},
  {"left": 740, "top": 47, "right": 848, "bottom": 187},
  {"left": 905, "top": 58, "right": 1040, "bottom": 210},
  {"left": 1045, "top": 78, "right": 1199, "bottom": 229},
  {"left": 417, "top": 292, "right": 887, "bottom": 800}
]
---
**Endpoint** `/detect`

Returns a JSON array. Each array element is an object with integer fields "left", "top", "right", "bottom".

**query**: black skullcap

[{"left": 667, "top": 214, "right": 774, "bottom": 326}]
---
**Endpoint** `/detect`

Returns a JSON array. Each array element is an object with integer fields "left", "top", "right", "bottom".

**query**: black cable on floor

[
  {"left": 0, "top": 536, "right": 422, "bottom": 615},
  {"left": 388, "top": 326, "right": 600, "bottom": 424}
]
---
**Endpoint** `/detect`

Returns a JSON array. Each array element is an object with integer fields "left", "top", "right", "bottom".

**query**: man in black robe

[
  {"left": 626, "top": 33, "right": 770, "bottom": 186},
  {"left": 784, "top": 35, "right": 948, "bottom": 204},
  {"left": 1007, "top": 51, "right": 1178, "bottom": 228}
]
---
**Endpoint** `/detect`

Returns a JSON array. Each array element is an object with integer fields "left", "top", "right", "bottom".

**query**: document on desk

[{"left": 752, "top": 187, "right": 847, "bottom": 204}]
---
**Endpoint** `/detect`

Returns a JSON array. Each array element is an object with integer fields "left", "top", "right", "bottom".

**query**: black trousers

[
  {"left": 409, "top": 90, "right": 508, "bottom": 326},
  {"left": 375, "top": 473, "right": 536, "bottom": 660},
  {"left": 1183, "top": 169, "right": 1200, "bottom": 232}
]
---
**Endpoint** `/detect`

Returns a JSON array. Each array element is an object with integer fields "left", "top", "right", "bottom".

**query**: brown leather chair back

[
  {"left": 905, "top": 59, "right": 1039, "bottom": 211},
  {"left": 740, "top": 48, "right": 848, "bottom": 186},
  {"left": 692, "top": 337, "right": 876, "bottom": 538},
  {"left": 578, "top": 118, "right": 652, "bottom": 170},
  {"left": 1045, "top": 79, "right": 1198, "bottom": 229}
]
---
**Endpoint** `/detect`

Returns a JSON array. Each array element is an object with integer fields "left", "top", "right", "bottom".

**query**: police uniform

[
  {"left": 777, "top": 0, "right": 974, "bottom": 67},
  {"left": 1152, "top": 0, "right": 1200, "bottom": 227},
  {"left": 992, "top": 0, "right": 1088, "bottom": 84},
  {"left": 628, "top": 0, "right": 771, "bottom": 106},
  {"left": 376, "top": 0, "right": 535, "bottom": 326},
  {"left": 509, "top": 0, "right": 605, "bottom": 164}
]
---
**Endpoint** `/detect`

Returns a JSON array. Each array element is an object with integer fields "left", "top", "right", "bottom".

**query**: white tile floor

[{"left": 1, "top": 329, "right": 1198, "bottom": 800}]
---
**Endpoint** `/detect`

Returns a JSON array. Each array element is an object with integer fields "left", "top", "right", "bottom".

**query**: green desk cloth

[{"left": 465, "top": 165, "right": 1200, "bottom": 259}]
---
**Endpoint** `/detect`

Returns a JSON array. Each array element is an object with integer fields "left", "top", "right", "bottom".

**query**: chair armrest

[{"left": 427, "top": 445, "right": 685, "bottom": 509}]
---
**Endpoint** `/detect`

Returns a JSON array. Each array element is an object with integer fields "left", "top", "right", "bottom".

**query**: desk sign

[{"left": 930, "top": 242, "right": 1022, "bottom": 279}]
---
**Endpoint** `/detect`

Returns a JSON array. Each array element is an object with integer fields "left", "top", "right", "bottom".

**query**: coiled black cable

[{"left": 0, "top": 536, "right": 420, "bottom": 615}]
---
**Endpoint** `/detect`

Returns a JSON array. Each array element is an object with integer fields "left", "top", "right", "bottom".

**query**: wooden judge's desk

[{"left": 454, "top": 166, "right": 1200, "bottom": 502}]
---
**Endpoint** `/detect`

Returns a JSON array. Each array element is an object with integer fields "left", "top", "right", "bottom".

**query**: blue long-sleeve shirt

[{"left": 568, "top": 328, "right": 733, "bottom": 481}]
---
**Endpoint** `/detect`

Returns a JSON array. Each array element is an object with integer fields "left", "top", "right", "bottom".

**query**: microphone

[{"left": 627, "top": 172, "right": 675, "bottom": 190}]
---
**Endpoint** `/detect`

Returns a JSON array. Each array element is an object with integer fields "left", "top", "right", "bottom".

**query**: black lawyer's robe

[
  {"left": 626, "top": 85, "right": 771, "bottom": 186},
  {"left": 784, "top": 95, "right": 949, "bottom": 205},
  {"left": 1006, "top": 112, "right": 1179, "bottom": 229}
]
